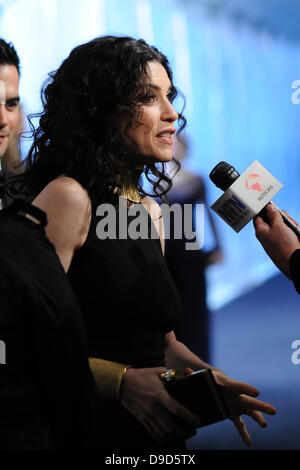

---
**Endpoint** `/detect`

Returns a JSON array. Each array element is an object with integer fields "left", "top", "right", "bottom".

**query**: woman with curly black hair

[{"left": 16, "top": 36, "right": 276, "bottom": 449}]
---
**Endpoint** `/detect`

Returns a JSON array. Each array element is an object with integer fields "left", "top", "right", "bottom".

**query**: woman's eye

[{"left": 144, "top": 95, "right": 156, "bottom": 103}]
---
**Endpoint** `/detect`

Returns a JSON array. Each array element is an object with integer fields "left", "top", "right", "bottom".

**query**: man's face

[{"left": 0, "top": 64, "right": 20, "bottom": 159}]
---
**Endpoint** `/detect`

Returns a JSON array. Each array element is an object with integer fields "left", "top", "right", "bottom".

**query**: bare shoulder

[
  {"left": 32, "top": 176, "right": 92, "bottom": 271},
  {"left": 32, "top": 176, "right": 91, "bottom": 224},
  {"left": 34, "top": 176, "right": 90, "bottom": 209}
]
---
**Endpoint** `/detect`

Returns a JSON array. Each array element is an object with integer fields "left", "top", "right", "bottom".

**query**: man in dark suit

[
  {"left": 0, "top": 200, "right": 99, "bottom": 449},
  {"left": 0, "top": 40, "right": 98, "bottom": 449},
  {"left": 0, "top": 38, "right": 20, "bottom": 208}
]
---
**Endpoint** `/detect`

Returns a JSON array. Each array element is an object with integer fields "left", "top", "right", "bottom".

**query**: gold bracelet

[{"left": 89, "top": 357, "right": 130, "bottom": 400}]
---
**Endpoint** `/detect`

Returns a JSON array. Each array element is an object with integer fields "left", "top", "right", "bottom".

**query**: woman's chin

[
  {"left": 138, "top": 152, "right": 172, "bottom": 165},
  {"left": 152, "top": 151, "right": 173, "bottom": 163}
]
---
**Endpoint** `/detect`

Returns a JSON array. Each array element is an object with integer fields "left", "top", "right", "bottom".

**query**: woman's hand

[
  {"left": 120, "top": 366, "right": 201, "bottom": 443},
  {"left": 212, "top": 370, "right": 276, "bottom": 446}
]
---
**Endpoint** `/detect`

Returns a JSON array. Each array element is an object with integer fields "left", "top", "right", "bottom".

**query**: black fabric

[
  {"left": 68, "top": 202, "right": 182, "bottom": 366},
  {"left": 165, "top": 238, "right": 210, "bottom": 361},
  {"left": 290, "top": 249, "right": 300, "bottom": 294},
  {"left": 0, "top": 169, "right": 14, "bottom": 208},
  {"left": 165, "top": 190, "right": 211, "bottom": 363},
  {"left": 0, "top": 204, "right": 97, "bottom": 449},
  {"left": 68, "top": 201, "right": 183, "bottom": 448}
]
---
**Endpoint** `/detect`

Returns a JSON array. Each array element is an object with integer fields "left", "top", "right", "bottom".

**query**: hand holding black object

[
  {"left": 120, "top": 366, "right": 201, "bottom": 443},
  {"left": 121, "top": 365, "right": 276, "bottom": 447}
]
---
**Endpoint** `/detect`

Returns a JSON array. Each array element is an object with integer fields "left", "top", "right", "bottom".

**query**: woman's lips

[{"left": 156, "top": 133, "right": 173, "bottom": 145}]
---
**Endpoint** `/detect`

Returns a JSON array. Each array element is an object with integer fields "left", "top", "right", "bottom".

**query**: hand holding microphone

[
  {"left": 253, "top": 203, "right": 300, "bottom": 278},
  {"left": 209, "top": 160, "right": 300, "bottom": 237},
  {"left": 209, "top": 160, "right": 300, "bottom": 279}
]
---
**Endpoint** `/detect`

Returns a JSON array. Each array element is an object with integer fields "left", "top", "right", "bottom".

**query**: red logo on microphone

[{"left": 245, "top": 174, "right": 265, "bottom": 192}]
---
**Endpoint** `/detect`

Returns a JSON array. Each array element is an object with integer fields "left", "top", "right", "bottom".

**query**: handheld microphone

[
  {"left": 209, "top": 161, "right": 240, "bottom": 191},
  {"left": 209, "top": 160, "right": 300, "bottom": 237}
]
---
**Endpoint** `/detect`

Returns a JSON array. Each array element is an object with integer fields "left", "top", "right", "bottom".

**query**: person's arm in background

[
  {"left": 182, "top": 174, "right": 223, "bottom": 264},
  {"left": 200, "top": 177, "right": 223, "bottom": 264},
  {"left": 254, "top": 204, "right": 300, "bottom": 292}
]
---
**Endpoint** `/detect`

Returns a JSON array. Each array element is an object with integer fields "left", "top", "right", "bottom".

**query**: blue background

[
  {"left": 1, "top": 0, "right": 300, "bottom": 308},
  {"left": 1, "top": 0, "right": 300, "bottom": 450}
]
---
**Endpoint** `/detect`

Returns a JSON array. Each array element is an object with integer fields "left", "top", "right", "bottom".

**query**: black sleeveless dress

[{"left": 68, "top": 200, "right": 183, "bottom": 449}]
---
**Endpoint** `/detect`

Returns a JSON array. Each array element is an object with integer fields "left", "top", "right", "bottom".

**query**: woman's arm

[
  {"left": 31, "top": 176, "right": 91, "bottom": 272},
  {"left": 165, "top": 331, "right": 219, "bottom": 371},
  {"left": 144, "top": 197, "right": 276, "bottom": 445}
]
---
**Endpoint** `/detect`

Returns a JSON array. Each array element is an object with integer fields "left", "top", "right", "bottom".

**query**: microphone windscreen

[{"left": 209, "top": 161, "right": 240, "bottom": 191}]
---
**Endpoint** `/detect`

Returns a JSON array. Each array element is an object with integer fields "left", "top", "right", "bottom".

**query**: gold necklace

[{"left": 121, "top": 185, "right": 141, "bottom": 203}]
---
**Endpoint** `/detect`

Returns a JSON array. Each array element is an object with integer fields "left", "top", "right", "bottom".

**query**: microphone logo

[{"left": 245, "top": 173, "right": 265, "bottom": 192}]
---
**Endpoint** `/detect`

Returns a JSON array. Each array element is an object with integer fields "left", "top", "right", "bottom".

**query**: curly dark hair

[
  {"left": 0, "top": 38, "right": 20, "bottom": 73},
  {"left": 13, "top": 36, "right": 186, "bottom": 204}
]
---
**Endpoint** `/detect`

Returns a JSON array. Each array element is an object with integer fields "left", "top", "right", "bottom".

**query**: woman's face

[{"left": 122, "top": 61, "right": 178, "bottom": 163}]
